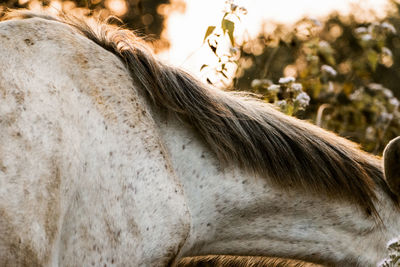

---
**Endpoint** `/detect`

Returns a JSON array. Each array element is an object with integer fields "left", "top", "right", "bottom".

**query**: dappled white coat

[
  {"left": 0, "top": 18, "right": 189, "bottom": 266},
  {"left": 0, "top": 16, "right": 400, "bottom": 267}
]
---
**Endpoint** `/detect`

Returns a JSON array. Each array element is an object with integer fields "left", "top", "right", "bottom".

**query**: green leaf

[
  {"left": 203, "top": 26, "right": 216, "bottom": 43},
  {"left": 220, "top": 70, "right": 228, "bottom": 79},
  {"left": 200, "top": 64, "right": 208, "bottom": 71},
  {"left": 286, "top": 104, "right": 294, "bottom": 116},
  {"left": 221, "top": 19, "right": 235, "bottom": 45},
  {"left": 366, "top": 49, "right": 378, "bottom": 71},
  {"left": 208, "top": 39, "right": 217, "bottom": 54}
]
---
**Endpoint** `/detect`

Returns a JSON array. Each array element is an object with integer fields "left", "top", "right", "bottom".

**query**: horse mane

[
  {"left": 2, "top": 10, "right": 398, "bottom": 219},
  {"left": 177, "top": 255, "right": 323, "bottom": 267}
]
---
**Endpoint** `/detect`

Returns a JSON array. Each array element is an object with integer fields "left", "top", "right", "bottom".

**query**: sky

[{"left": 158, "top": 0, "right": 392, "bottom": 77}]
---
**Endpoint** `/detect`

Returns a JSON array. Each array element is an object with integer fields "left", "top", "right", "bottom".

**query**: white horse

[{"left": 1, "top": 11, "right": 400, "bottom": 267}]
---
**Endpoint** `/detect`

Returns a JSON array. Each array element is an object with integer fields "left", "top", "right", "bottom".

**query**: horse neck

[{"left": 155, "top": 112, "right": 400, "bottom": 266}]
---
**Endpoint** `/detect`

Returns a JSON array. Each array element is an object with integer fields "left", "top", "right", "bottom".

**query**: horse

[{"left": 0, "top": 10, "right": 400, "bottom": 267}]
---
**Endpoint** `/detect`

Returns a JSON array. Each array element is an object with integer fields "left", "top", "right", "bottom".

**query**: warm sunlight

[
  {"left": 159, "top": 0, "right": 391, "bottom": 77},
  {"left": 105, "top": 0, "right": 127, "bottom": 16},
  {"left": 2, "top": 1, "right": 400, "bottom": 265}
]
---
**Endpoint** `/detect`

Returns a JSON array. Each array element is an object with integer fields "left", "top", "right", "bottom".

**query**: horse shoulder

[{"left": 0, "top": 17, "right": 190, "bottom": 266}]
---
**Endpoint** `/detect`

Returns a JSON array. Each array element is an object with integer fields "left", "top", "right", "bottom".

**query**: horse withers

[{"left": 0, "top": 11, "right": 400, "bottom": 266}]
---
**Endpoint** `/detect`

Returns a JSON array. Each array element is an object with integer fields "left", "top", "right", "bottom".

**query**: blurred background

[{"left": 1, "top": 0, "right": 400, "bottom": 154}]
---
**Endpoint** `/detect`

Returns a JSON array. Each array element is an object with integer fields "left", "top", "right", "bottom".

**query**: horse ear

[{"left": 383, "top": 137, "right": 400, "bottom": 195}]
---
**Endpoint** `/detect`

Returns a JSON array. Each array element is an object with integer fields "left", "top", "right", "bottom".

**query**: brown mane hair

[
  {"left": 177, "top": 255, "right": 323, "bottom": 267},
  {"left": 2, "top": 10, "right": 398, "bottom": 218}
]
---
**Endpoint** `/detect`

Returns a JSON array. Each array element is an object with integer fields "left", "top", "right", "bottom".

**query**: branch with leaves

[{"left": 201, "top": 0, "right": 246, "bottom": 86}]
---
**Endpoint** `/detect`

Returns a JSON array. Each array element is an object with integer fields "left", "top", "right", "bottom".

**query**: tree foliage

[
  {"left": 0, "top": 0, "right": 179, "bottom": 50},
  {"left": 203, "top": 1, "right": 400, "bottom": 155}
]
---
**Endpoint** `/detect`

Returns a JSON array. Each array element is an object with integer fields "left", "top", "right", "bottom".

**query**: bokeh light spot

[
  {"left": 284, "top": 65, "right": 298, "bottom": 78},
  {"left": 329, "top": 24, "right": 343, "bottom": 39},
  {"left": 105, "top": 0, "right": 127, "bottom": 17},
  {"left": 18, "top": 0, "right": 29, "bottom": 5},
  {"left": 142, "top": 14, "right": 154, "bottom": 26}
]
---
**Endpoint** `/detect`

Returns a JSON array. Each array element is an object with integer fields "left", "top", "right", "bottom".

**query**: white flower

[
  {"left": 268, "top": 84, "right": 281, "bottom": 93},
  {"left": 276, "top": 100, "right": 287, "bottom": 108},
  {"left": 355, "top": 27, "right": 368, "bottom": 35},
  {"left": 379, "top": 112, "right": 393, "bottom": 123},
  {"left": 381, "top": 22, "right": 396, "bottom": 34},
  {"left": 295, "top": 92, "right": 310, "bottom": 107},
  {"left": 382, "top": 47, "right": 392, "bottom": 57},
  {"left": 383, "top": 89, "right": 393, "bottom": 99},
  {"left": 365, "top": 126, "right": 376, "bottom": 141},
  {"left": 279, "top": 76, "right": 295, "bottom": 84},
  {"left": 309, "top": 17, "right": 321, "bottom": 27},
  {"left": 290, "top": 83, "right": 303, "bottom": 93},
  {"left": 350, "top": 88, "right": 364, "bottom": 101},
  {"left": 390, "top": 98, "right": 399, "bottom": 109},
  {"left": 368, "top": 83, "right": 385, "bottom": 91},
  {"left": 251, "top": 79, "right": 262, "bottom": 88},
  {"left": 361, "top": 34, "right": 372, "bottom": 42},
  {"left": 318, "top": 40, "right": 330, "bottom": 48},
  {"left": 252, "top": 79, "right": 271, "bottom": 88},
  {"left": 321, "top": 65, "right": 337, "bottom": 76}
]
